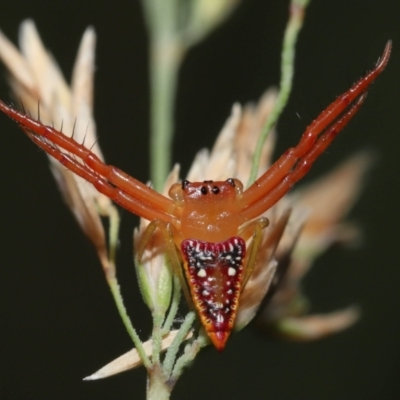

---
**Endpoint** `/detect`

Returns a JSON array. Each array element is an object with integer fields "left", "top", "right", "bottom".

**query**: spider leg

[
  {"left": 136, "top": 219, "right": 193, "bottom": 311},
  {"left": 238, "top": 217, "right": 269, "bottom": 241},
  {"left": 21, "top": 124, "right": 178, "bottom": 224},
  {"left": 241, "top": 93, "right": 366, "bottom": 221},
  {"left": 238, "top": 218, "right": 269, "bottom": 291},
  {"left": 0, "top": 101, "right": 178, "bottom": 224},
  {"left": 240, "top": 41, "right": 391, "bottom": 223}
]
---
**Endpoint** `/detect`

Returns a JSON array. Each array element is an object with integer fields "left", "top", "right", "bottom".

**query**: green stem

[
  {"left": 106, "top": 204, "right": 120, "bottom": 266},
  {"left": 163, "top": 311, "right": 195, "bottom": 378},
  {"left": 161, "top": 274, "right": 181, "bottom": 335},
  {"left": 247, "top": 0, "right": 310, "bottom": 186},
  {"left": 108, "top": 277, "right": 151, "bottom": 369},
  {"left": 147, "top": 364, "right": 172, "bottom": 400},
  {"left": 149, "top": 37, "right": 182, "bottom": 191},
  {"left": 102, "top": 204, "right": 151, "bottom": 367},
  {"left": 171, "top": 333, "right": 208, "bottom": 381},
  {"left": 144, "top": 0, "right": 185, "bottom": 192},
  {"left": 151, "top": 310, "right": 164, "bottom": 365}
]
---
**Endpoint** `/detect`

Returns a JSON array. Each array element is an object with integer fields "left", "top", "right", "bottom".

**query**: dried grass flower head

[
  {"left": 0, "top": 20, "right": 118, "bottom": 275},
  {"left": 0, "top": 10, "right": 385, "bottom": 387},
  {"left": 87, "top": 84, "right": 373, "bottom": 377}
]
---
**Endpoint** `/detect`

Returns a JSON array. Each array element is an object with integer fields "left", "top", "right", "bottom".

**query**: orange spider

[{"left": 0, "top": 42, "right": 391, "bottom": 350}]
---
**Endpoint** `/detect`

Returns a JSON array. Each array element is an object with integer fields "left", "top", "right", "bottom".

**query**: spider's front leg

[
  {"left": 240, "top": 41, "right": 392, "bottom": 222},
  {"left": 0, "top": 100, "right": 179, "bottom": 224}
]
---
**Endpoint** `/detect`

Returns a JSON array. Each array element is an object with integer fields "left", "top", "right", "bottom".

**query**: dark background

[{"left": 0, "top": 1, "right": 399, "bottom": 399}]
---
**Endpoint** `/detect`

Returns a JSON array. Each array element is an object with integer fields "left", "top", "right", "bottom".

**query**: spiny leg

[
  {"left": 0, "top": 100, "right": 177, "bottom": 222},
  {"left": 136, "top": 219, "right": 193, "bottom": 312},
  {"left": 241, "top": 93, "right": 366, "bottom": 221},
  {"left": 240, "top": 41, "right": 391, "bottom": 221},
  {"left": 24, "top": 128, "right": 178, "bottom": 224}
]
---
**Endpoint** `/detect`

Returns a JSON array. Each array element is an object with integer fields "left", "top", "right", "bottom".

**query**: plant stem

[
  {"left": 147, "top": 364, "right": 172, "bottom": 400},
  {"left": 149, "top": 36, "right": 181, "bottom": 191},
  {"left": 151, "top": 310, "right": 164, "bottom": 365},
  {"left": 163, "top": 311, "right": 195, "bottom": 378},
  {"left": 101, "top": 203, "right": 151, "bottom": 368},
  {"left": 108, "top": 277, "right": 151, "bottom": 369},
  {"left": 144, "top": 0, "right": 184, "bottom": 191},
  {"left": 171, "top": 334, "right": 208, "bottom": 381},
  {"left": 161, "top": 274, "right": 181, "bottom": 335},
  {"left": 247, "top": 0, "right": 310, "bottom": 185}
]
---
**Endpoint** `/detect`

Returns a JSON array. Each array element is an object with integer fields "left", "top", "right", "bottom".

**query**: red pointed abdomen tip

[{"left": 209, "top": 331, "right": 230, "bottom": 351}]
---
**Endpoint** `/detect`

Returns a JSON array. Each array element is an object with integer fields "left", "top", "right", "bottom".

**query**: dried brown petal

[
  {"left": 84, "top": 330, "right": 193, "bottom": 380},
  {"left": 235, "top": 210, "right": 291, "bottom": 330},
  {"left": 270, "top": 306, "right": 360, "bottom": 341},
  {"left": 292, "top": 151, "right": 374, "bottom": 260},
  {"left": 0, "top": 20, "right": 115, "bottom": 274}
]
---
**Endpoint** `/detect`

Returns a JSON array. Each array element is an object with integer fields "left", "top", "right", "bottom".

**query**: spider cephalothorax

[
  {"left": 169, "top": 179, "right": 244, "bottom": 242},
  {"left": 0, "top": 41, "right": 391, "bottom": 350}
]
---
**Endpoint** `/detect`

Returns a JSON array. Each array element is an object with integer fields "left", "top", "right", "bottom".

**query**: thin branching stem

[
  {"left": 149, "top": 41, "right": 181, "bottom": 191},
  {"left": 108, "top": 277, "right": 151, "bottom": 369},
  {"left": 247, "top": 0, "right": 310, "bottom": 186},
  {"left": 151, "top": 311, "right": 164, "bottom": 365},
  {"left": 163, "top": 311, "right": 195, "bottom": 378},
  {"left": 143, "top": 0, "right": 185, "bottom": 191},
  {"left": 161, "top": 274, "right": 182, "bottom": 335},
  {"left": 171, "top": 334, "right": 208, "bottom": 381}
]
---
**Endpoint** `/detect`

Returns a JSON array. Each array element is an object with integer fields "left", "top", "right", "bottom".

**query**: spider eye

[
  {"left": 226, "top": 178, "right": 235, "bottom": 187},
  {"left": 201, "top": 186, "right": 208, "bottom": 195},
  {"left": 212, "top": 186, "right": 220, "bottom": 194},
  {"left": 182, "top": 180, "right": 190, "bottom": 190}
]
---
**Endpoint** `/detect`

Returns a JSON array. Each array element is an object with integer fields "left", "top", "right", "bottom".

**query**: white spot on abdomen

[{"left": 197, "top": 269, "right": 206, "bottom": 278}]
